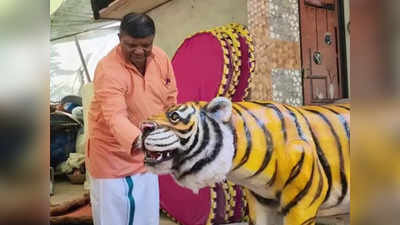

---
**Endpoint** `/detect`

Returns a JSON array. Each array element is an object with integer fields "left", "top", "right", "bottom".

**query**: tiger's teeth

[
  {"left": 166, "top": 152, "right": 171, "bottom": 157},
  {"left": 157, "top": 155, "right": 163, "bottom": 161}
]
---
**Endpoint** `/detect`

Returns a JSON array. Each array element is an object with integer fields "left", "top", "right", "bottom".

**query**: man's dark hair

[{"left": 120, "top": 12, "right": 155, "bottom": 38}]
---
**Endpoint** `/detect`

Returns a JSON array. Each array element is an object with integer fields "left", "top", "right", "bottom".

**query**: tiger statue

[{"left": 138, "top": 97, "right": 350, "bottom": 225}]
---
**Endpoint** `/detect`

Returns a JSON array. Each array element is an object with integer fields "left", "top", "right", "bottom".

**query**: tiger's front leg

[
  {"left": 245, "top": 189, "right": 282, "bottom": 225},
  {"left": 279, "top": 141, "right": 327, "bottom": 225},
  {"left": 282, "top": 206, "right": 318, "bottom": 225}
]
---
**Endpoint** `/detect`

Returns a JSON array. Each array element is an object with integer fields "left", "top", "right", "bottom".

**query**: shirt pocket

[{"left": 147, "top": 75, "right": 170, "bottom": 101}]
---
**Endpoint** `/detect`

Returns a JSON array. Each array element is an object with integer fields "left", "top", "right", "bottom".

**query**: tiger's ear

[{"left": 206, "top": 97, "right": 232, "bottom": 122}]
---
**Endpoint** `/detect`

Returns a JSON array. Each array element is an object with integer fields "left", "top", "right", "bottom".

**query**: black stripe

[
  {"left": 251, "top": 102, "right": 287, "bottom": 142},
  {"left": 250, "top": 191, "right": 279, "bottom": 208},
  {"left": 228, "top": 123, "right": 238, "bottom": 159},
  {"left": 309, "top": 163, "right": 324, "bottom": 206},
  {"left": 180, "top": 113, "right": 209, "bottom": 162},
  {"left": 290, "top": 107, "right": 333, "bottom": 204},
  {"left": 281, "top": 161, "right": 315, "bottom": 215},
  {"left": 180, "top": 136, "right": 190, "bottom": 146},
  {"left": 301, "top": 216, "right": 317, "bottom": 225},
  {"left": 154, "top": 139, "right": 179, "bottom": 147},
  {"left": 172, "top": 126, "right": 200, "bottom": 170},
  {"left": 179, "top": 123, "right": 196, "bottom": 146},
  {"left": 207, "top": 102, "right": 225, "bottom": 114},
  {"left": 186, "top": 126, "right": 200, "bottom": 154},
  {"left": 178, "top": 105, "right": 189, "bottom": 112},
  {"left": 173, "top": 112, "right": 208, "bottom": 171},
  {"left": 185, "top": 126, "right": 200, "bottom": 155},
  {"left": 275, "top": 191, "right": 281, "bottom": 201},
  {"left": 235, "top": 104, "right": 274, "bottom": 177},
  {"left": 305, "top": 109, "right": 347, "bottom": 206},
  {"left": 178, "top": 114, "right": 223, "bottom": 180},
  {"left": 181, "top": 107, "right": 196, "bottom": 124},
  {"left": 266, "top": 160, "right": 278, "bottom": 187},
  {"left": 335, "top": 105, "right": 350, "bottom": 111},
  {"left": 283, "top": 105, "right": 307, "bottom": 141},
  {"left": 320, "top": 106, "right": 350, "bottom": 139},
  {"left": 231, "top": 106, "right": 252, "bottom": 171},
  {"left": 283, "top": 151, "right": 305, "bottom": 188}
]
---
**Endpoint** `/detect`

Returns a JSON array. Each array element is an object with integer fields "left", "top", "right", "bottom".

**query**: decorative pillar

[{"left": 247, "top": 0, "right": 303, "bottom": 105}]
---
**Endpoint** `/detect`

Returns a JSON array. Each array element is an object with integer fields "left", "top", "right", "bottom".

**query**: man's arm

[{"left": 94, "top": 63, "right": 141, "bottom": 152}]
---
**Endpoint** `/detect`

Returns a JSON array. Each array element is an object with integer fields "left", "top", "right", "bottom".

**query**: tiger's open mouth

[{"left": 144, "top": 149, "right": 177, "bottom": 165}]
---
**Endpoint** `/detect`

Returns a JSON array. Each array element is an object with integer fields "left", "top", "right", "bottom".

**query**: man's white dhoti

[{"left": 90, "top": 173, "right": 159, "bottom": 225}]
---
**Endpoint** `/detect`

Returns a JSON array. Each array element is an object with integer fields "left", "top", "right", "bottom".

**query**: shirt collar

[{"left": 116, "top": 44, "right": 155, "bottom": 72}]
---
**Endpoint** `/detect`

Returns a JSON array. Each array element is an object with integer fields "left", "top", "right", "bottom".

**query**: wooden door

[{"left": 299, "top": 0, "right": 348, "bottom": 105}]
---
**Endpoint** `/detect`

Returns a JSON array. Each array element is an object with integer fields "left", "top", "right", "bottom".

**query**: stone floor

[
  {"left": 50, "top": 176, "right": 247, "bottom": 225},
  {"left": 50, "top": 177, "right": 86, "bottom": 205}
]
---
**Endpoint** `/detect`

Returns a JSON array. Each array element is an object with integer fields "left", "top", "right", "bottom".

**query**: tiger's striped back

[{"left": 228, "top": 101, "right": 350, "bottom": 218}]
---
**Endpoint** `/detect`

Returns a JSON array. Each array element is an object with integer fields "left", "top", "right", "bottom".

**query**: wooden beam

[{"left": 99, "top": 0, "right": 171, "bottom": 20}]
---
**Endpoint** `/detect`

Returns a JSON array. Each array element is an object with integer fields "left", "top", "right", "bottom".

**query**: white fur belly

[
  {"left": 321, "top": 183, "right": 350, "bottom": 209},
  {"left": 318, "top": 191, "right": 350, "bottom": 217},
  {"left": 227, "top": 172, "right": 276, "bottom": 199}
]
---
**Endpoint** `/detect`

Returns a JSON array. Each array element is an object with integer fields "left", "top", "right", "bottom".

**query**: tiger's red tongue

[{"left": 150, "top": 152, "right": 162, "bottom": 158}]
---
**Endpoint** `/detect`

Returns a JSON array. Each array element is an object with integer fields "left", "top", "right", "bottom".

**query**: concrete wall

[{"left": 148, "top": 0, "right": 248, "bottom": 58}]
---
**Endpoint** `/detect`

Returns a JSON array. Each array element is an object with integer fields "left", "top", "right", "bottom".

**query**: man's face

[{"left": 119, "top": 33, "right": 154, "bottom": 66}]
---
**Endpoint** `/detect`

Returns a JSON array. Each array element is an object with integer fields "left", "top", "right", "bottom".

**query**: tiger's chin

[{"left": 144, "top": 149, "right": 176, "bottom": 174}]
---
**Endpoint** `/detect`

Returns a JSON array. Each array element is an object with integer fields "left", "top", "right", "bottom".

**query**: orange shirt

[{"left": 87, "top": 44, "right": 178, "bottom": 178}]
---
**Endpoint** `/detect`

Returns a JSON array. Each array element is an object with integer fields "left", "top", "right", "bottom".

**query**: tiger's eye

[{"left": 170, "top": 112, "right": 180, "bottom": 122}]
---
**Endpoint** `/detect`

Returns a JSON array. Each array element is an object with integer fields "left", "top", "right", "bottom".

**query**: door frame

[
  {"left": 337, "top": 0, "right": 349, "bottom": 99},
  {"left": 298, "top": 0, "right": 349, "bottom": 104}
]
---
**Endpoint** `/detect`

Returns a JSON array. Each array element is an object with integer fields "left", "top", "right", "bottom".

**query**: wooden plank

[
  {"left": 299, "top": 0, "right": 318, "bottom": 104},
  {"left": 99, "top": 0, "right": 171, "bottom": 19}
]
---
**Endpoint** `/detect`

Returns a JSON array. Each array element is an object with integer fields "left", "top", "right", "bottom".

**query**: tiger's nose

[{"left": 141, "top": 122, "right": 157, "bottom": 137}]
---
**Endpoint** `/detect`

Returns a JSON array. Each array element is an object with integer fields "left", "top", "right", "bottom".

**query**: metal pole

[{"left": 74, "top": 35, "right": 91, "bottom": 83}]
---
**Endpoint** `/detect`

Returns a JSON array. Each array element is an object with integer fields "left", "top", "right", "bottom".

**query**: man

[{"left": 87, "top": 12, "right": 178, "bottom": 225}]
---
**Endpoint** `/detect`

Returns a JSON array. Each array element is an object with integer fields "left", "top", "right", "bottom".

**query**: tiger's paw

[{"left": 133, "top": 135, "right": 142, "bottom": 150}]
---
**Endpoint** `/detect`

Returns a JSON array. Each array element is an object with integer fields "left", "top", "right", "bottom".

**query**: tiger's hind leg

[{"left": 245, "top": 188, "right": 282, "bottom": 225}]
